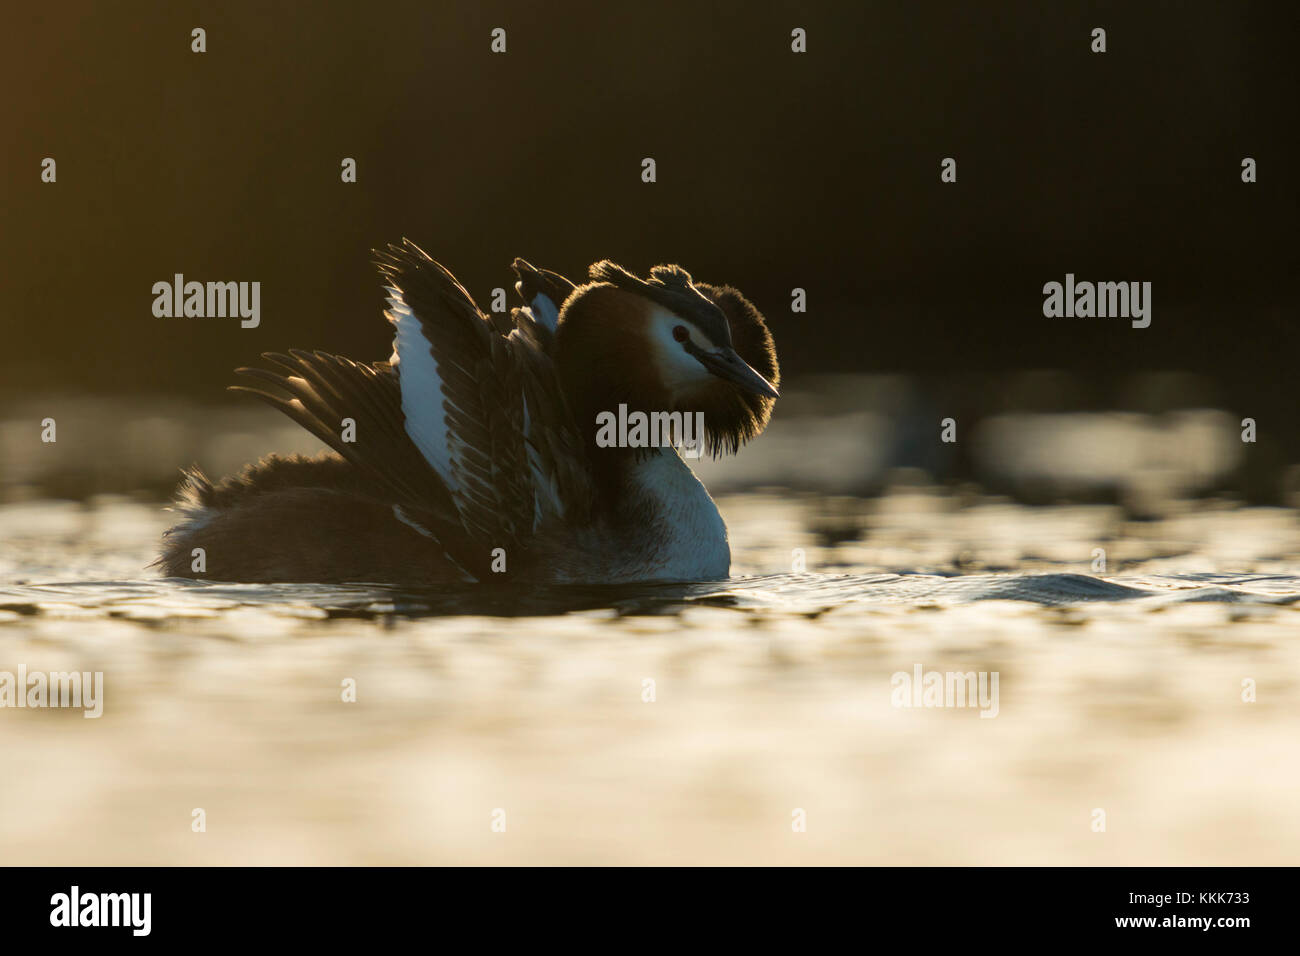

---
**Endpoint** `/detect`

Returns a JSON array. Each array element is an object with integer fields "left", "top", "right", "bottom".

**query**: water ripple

[{"left": 2, "top": 568, "right": 1297, "bottom": 624}]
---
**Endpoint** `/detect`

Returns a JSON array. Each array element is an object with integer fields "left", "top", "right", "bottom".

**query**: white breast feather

[{"left": 626, "top": 452, "right": 730, "bottom": 581}]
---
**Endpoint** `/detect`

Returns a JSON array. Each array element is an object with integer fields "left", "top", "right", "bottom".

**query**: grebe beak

[{"left": 689, "top": 344, "right": 779, "bottom": 399}]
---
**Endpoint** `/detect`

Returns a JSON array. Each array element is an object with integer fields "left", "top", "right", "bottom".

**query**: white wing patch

[
  {"left": 530, "top": 292, "right": 560, "bottom": 333},
  {"left": 385, "top": 287, "right": 460, "bottom": 492}
]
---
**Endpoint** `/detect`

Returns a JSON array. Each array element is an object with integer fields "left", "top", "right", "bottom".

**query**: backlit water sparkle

[{"left": 1, "top": 491, "right": 1297, "bottom": 864}]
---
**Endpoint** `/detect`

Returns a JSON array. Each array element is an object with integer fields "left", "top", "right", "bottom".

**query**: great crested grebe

[{"left": 158, "top": 240, "right": 780, "bottom": 585}]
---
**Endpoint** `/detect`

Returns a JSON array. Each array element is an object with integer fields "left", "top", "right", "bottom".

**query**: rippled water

[{"left": 1, "top": 491, "right": 1298, "bottom": 864}]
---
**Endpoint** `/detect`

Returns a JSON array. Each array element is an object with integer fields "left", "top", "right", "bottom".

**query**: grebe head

[{"left": 555, "top": 261, "right": 780, "bottom": 456}]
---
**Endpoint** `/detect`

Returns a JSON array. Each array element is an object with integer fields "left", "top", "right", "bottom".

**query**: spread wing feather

[
  {"left": 512, "top": 257, "right": 576, "bottom": 339},
  {"left": 228, "top": 352, "right": 477, "bottom": 573},
  {"left": 377, "top": 241, "right": 593, "bottom": 537},
  {"left": 229, "top": 239, "right": 591, "bottom": 576}
]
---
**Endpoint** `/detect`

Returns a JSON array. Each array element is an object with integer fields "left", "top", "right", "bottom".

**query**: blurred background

[
  {"left": 1, "top": 0, "right": 1296, "bottom": 508},
  {"left": 2, "top": 1, "right": 1299, "bottom": 868}
]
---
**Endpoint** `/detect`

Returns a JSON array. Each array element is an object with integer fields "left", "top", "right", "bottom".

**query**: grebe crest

[{"left": 555, "top": 260, "right": 779, "bottom": 457}]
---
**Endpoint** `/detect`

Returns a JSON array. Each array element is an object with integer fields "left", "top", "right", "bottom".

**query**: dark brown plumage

[
  {"left": 695, "top": 282, "right": 781, "bottom": 454},
  {"left": 555, "top": 265, "right": 779, "bottom": 458},
  {"left": 161, "top": 455, "right": 455, "bottom": 584},
  {"left": 157, "top": 243, "right": 779, "bottom": 585}
]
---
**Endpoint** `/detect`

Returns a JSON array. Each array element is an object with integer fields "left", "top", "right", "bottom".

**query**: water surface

[{"left": 1, "top": 492, "right": 1297, "bottom": 864}]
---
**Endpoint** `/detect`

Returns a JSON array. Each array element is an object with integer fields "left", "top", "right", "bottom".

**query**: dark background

[{"left": 2, "top": 1, "right": 1296, "bottom": 420}]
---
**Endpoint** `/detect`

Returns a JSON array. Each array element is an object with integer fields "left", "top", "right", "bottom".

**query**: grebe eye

[{"left": 672, "top": 325, "right": 689, "bottom": 343}]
